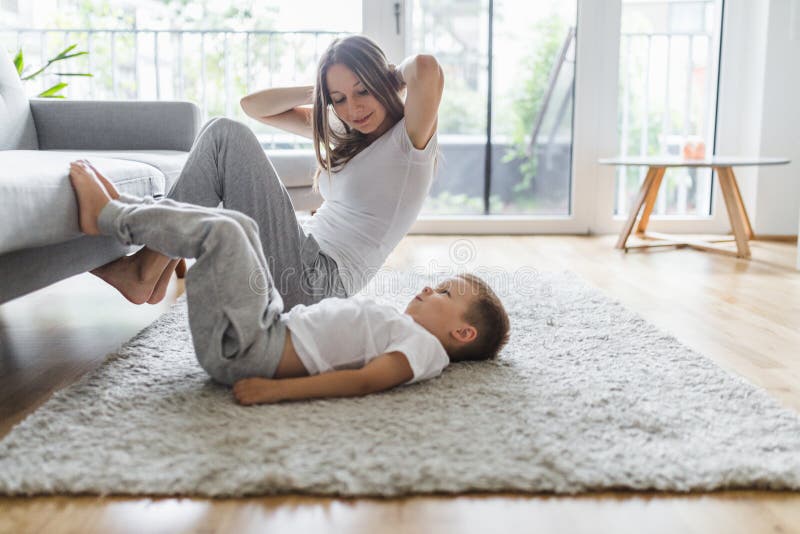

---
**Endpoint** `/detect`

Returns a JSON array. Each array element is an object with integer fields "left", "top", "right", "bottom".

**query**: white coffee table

[{"left": 598, "top": 156, "right": 791, "bottom": 259}]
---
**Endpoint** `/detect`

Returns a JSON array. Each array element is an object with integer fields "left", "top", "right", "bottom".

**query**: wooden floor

[{"left": 1, "top": 235, "right": 799, "bottom": 534}]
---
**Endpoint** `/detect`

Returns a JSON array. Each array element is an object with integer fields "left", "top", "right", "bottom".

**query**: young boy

[{"left": 68, "top": 159, "right": 510, "bottom": 405}]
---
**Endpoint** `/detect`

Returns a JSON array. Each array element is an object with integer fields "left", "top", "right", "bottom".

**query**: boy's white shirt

[
  {"left": 302, "top": 115, "right": 439, "bottom": 296},
  {"left": 280, "top": 296, "right": 450, "bottom": 385}
]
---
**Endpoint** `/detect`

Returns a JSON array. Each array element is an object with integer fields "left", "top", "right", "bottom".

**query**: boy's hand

[{"left": 233, "top": 377, "right": 281, "bottom": 405}]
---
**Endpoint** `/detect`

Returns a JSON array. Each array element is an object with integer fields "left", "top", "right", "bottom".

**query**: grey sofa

[{"left": 0, "top": 48, "right": 321, "bottom": 304}]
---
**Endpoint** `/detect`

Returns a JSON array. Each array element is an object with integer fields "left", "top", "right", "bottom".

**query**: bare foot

[
  {"left": 90, "top": 255, "right": 158, "bottom": 305},
  {"left": 83, "top": 159, "right": 120, "bottom": 200},
  {"left": 146, "top": 259, "right": 179, "bottom": 304},
  {"left": 84, "top": 158, "right": 190, "bottom": 295},
  {"left": 91, "top": 247, "right": 177, "bottom": 305},
  {"left": 68, "top": 161, "right": 112, "bottom": 235}
]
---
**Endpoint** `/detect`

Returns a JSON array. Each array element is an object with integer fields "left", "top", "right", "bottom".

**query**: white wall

[
  {"left": 756, "top": 0, "right": 800, "bottom": 235},
  {"left": 363, "top": 0, "right": 405, "bottom": 64},
  {"left": 717, "top": 0, "right": 800, "bottom": 236},
  {"left": 0, "top": 0, "right": 33, "bottom": 27}
]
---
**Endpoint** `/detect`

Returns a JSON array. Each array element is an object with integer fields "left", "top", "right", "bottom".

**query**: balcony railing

[
  {"left": 3, "top": 25, "right": 569, "bottom": 214},
  {"left": 2, "top": 28, "right": 350, "bottom": 149},
  {"left": 4, "top": 15, "right": 722, "bottom": 218},
  {"left": 618, "top": 27, "right": 718, "bottom": 216}
]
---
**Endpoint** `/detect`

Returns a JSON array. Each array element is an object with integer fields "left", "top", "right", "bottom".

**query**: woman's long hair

[{"left": 311, "top": 35, "right": 406, "bottom": 190}]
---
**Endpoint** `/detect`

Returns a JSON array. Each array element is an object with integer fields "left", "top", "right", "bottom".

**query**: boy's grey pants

[
  {"left": 98, "top": 194, "right": 289, "bottom": 386},
  {"left": 164, "top": 116, "right": 347, "bottom": 310}
]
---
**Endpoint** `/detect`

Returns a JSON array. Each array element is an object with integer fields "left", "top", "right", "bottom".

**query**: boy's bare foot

[
  {"left": 78, "top": 159, "right": 184, "bottom": 305},
  {"left": 68, "top": 161, "right": 112, "bottom": 236},
  {"left": 146, "top": 259, "right": 179, "bottom": 304},
  {"left": 83, "top": 159, "right": 120, "bottom": 200}
]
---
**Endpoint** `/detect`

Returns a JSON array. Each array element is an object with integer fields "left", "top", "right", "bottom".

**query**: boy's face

[{"left": 405, "top": 277, "right": 478, "bottom": 348}]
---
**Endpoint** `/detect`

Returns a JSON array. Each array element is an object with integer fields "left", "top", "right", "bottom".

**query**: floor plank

[{"left": 1, "top": 236, "right": 798, "bottom": 533}]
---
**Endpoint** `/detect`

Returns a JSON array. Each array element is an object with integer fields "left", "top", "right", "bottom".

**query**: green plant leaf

[
  {"left": 53, "top": 44, "right": 78, "bottom": 60},
  {"left": 37, "top": 82, "right": 68, "bottom": 97},
  {"left": 13, "top": 49, "right": 24, "bottom": 76},
  {"left": 17, "top": 41, "right": 93, "bottom": 100},
  {"left": 21, "top": 69, "right": 45, "bottom": 81},
  {"left": 56, "top": 51, "right": 89, "bottom": 61}
]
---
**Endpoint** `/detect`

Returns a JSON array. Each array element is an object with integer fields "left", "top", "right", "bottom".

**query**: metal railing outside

[
  {"left": 618, "top": 27, "right": 717, "bottom": 216},
  {"left": 2, "top": 27, "right": 351, "bottom": 149}
]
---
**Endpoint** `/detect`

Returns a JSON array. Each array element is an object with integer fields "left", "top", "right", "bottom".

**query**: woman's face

[{"left": 326, "top": 63, "right": 390, "bottom": 136}]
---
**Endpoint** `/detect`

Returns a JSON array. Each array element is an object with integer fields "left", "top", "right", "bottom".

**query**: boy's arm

[
  {"left": 233, "top": 352, "right": 414, "bottom": 405},
  {"left": 358, "top": 351, "right": 415, "bottom": 393}
]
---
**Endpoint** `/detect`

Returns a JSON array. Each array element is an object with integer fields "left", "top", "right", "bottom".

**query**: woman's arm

[
  {"left": 240, "top": 85, "right": 315, "bottom": 139},
  {"left": 395, "top": 54, "right": 445, "bottom": 149},
  {"left": 241, "top": 85, "right": 314, "bottom": 118}
]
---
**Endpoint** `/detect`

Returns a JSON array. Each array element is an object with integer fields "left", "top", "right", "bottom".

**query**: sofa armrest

[{"left": 29, "top": 99, "right": 201, "bottom": 151}]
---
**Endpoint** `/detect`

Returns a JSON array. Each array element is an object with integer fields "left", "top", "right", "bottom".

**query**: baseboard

[{"left": 752, "top": 235, "right": 798, "bottom": 243}]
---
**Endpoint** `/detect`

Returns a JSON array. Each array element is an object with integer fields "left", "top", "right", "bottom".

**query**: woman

[{"left": 91, "top": 34, "right": 444, "bottom": 310}]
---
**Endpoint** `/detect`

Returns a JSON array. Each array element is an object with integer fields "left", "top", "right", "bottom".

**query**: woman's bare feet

[
  {"left": 90, "top": 255, "right": 158, "bottom": 305},
  {"left": 68, "top": 161, "right": 112, "bottom": 235},
  {"left": 90, "top": 240, "right": 178, "bottom": 305},
  {"left": 147, "top": 259, "right": 179, "bottom": 304},
  {"left": 91, "top": 255, "right": 177, "bottom": 306}
]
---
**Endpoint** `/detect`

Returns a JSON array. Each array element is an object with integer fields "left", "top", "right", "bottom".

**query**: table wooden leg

[
  {"left": 724, "top": 167, "right": 754, "bottom": 239},
  {"left": 636, "top": 166, "right": 666, "bottom": 234},
  {"left": 715, "top": 166, "right": 751, "bottom": 258},
  {"left": 615, "top": 166, "right": 658, "bottom": 249}
]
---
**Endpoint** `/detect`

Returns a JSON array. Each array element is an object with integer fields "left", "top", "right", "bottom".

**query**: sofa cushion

[
  {"left": 56, "top": 149, "right": 316, "bottom": 190},
  {"left": 31, "top": 100, "right": 200, "bottom": 151},
  {"left": 0, "top": 150, "right": 165, "bottom": 254},
  {"left": 0, "top": 48, "right": 38, "bottom": 150},
  {"left": 45, "top": 149, "right": 189, "bottom": 193},
  {"left": 267, "top": 149, "right": 317, "bottom": 188}
]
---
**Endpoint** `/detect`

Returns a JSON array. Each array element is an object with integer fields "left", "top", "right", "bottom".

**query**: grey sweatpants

[
  {"left": 165, "top": 116, "right": 346, "bottom": 309},
  {"left": 98, "top": 194, "right": 287, "bottom": 386}
]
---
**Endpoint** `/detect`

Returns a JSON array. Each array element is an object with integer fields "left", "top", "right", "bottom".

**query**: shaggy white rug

[{"left": 1, "top": 269, "right": 799, "bottom": 498}]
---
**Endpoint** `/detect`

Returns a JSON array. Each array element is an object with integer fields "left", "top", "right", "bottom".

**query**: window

[
  {"left": 409, "top": 0, "right": 487, "bottom": 215},
  {"left": 409, "top": 0, "right": 577, "bottom": 216},
  {"left": 1, "top": 0, "right": 362, "bottom": 149},
  {"left": 616, "top": 0, "right": 723, "bottom": 217}
]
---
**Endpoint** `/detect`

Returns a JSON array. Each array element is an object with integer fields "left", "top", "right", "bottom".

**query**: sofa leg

[{"left": 175, "top": 258, "right": 187, "bottom": 279}]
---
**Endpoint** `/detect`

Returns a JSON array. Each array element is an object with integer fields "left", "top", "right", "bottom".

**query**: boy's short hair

[{"left": 447, "top": 273, "right": 510, "bottom": 362}]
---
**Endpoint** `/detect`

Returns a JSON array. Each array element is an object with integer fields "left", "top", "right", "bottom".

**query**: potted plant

[{"left": 13, "top": 43, "right": 92, "bottom": 98}]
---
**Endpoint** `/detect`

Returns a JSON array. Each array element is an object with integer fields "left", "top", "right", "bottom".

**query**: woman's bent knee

[{"left": 205, "top": 116, "right": 251, "bottom": 139}]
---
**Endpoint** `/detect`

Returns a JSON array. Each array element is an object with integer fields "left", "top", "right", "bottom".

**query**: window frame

[
  {"left": 405, "top": 0, "right": 604, "bottom": 233},
  {"left": 373, "top": 0, "right": 731, "bottom": 235}
]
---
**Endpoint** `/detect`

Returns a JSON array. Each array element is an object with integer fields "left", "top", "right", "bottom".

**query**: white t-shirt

[
  {"left": 280, "top": 296, "right": 450, "bottom": 386},
  {"left": 302, "top": 116, "right": 438, "bottom": 296}
]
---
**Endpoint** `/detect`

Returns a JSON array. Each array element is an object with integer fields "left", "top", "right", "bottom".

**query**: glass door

[
  {"left": 407, "top": 0, "right": 489, "bottom": 216},
  {"left": 592, "top": 0, "right": 729, "bottom": 235},
  {"left": 616, "top": 0, "right": 723, "bottom": 218},
  {"left": 407, "top": 0, "right": 579, "bottom": 222},
  {"left": 491, "top": 0, "right": 576, "bottom": 216}
]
